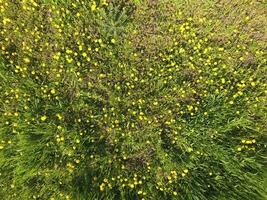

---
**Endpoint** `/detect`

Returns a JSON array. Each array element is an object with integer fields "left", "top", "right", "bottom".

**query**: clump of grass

[{"left": 0, "top": 0, "right": 266, "bottom": 199}]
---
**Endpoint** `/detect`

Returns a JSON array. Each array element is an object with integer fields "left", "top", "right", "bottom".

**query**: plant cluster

[{"left": 0, "top": 0, "right": 266, "bottom": 199}]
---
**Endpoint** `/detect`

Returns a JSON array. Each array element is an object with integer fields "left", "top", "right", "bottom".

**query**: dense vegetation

[{"left": 0, "top": 0, "right": 266, "bottom": 199}]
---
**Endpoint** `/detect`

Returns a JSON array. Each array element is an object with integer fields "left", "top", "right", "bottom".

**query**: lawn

[{"left": 0, "top": 0, "right": 266, "bottom": 199}]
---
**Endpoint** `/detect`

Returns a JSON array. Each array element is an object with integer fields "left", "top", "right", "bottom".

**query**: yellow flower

[
  {"left": 3, "top": 17, "right": 11, "bottom": 25},
  {"left": 102, "top": 0, "right": 108, "bottom": 6},
  {"left": 56, "top": 114, "right": 62, "bottom": 120},
  {"left": 82, "top": 52, "right": 87, "bottom": 57},
  {"left": 23, "top": 57, "right": 30, "bottom": 63},
  {"left": 51, "top": 88, "right": 56, "bottom": 94},
  {"left": 41, "top": 115, "right": 47, "bottom": 121},
  {"left": 100, "top": 183, "right": 105, "bottom": 191},
  {"left": 66, "top": 49, "right": 72, "bottom": 54},
  {"left": 91, "top": 2, "right": 96, "bottom": 11},
  {"left": 111, "top": 38, "right": 116, "bottom": 44},
  {"left": 183, "top": 169, "right": 189, "bottom": 173},
  {"left": 187, "top": 147, "right": 193, "bottom": 152}
]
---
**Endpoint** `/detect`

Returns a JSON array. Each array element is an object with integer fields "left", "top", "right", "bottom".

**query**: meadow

[{"left": 0, "top": 0, "right": 266, "bottom": 199}]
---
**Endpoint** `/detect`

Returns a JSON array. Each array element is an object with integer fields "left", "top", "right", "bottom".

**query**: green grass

[{"left": 0, "top": 0, "right": 266, "bottom": 199}]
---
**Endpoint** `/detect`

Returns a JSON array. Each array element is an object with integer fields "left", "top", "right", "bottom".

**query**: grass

[{"left": 0, "top": 0, "right": 266, "bottom": 199}]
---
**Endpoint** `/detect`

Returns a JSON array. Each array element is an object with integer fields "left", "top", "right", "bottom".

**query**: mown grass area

[{"left": 0, "top": 0, "right": 266, "bottom": 199}]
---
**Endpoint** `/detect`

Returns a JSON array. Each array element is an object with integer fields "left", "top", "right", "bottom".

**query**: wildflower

[
  {"left": 102, "top": 0, "right": 108, "bottom": 6},
  {"left": 23, "top": 57, "right": 30, "bottom": 63},
  {"left": 91, "top": 2, "right": 97, "bottom": 11},
  {"left": 187, "top": 147, "right": 193, "bottom": 152},
  {"left": 82, "top": 52, "right": 87, "bottom": 57},
  {"left": 66, "top": 49, "right": 73, "bottom": 54},
  {"left": 100, "top": 183, "right": 105, "bottom": 191},
  {"left": 3, "top": 17, "right": 11, "bottom": 25},
  {"left": 51, "top": 88, "right": 56, "bottom": 94},
  {"left": 41, "top": 116, "right": 47, "bottom": 121}
]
